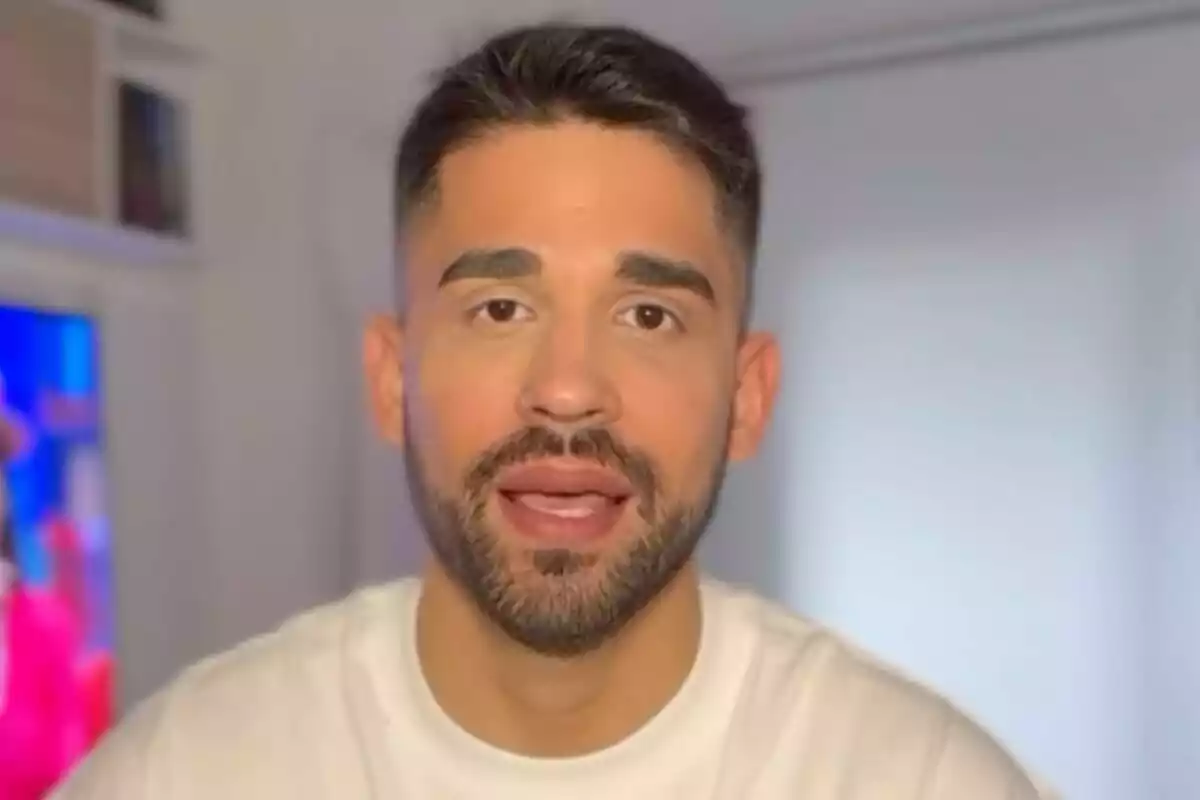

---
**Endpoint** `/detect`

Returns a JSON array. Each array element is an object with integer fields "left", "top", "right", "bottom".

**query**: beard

[{"left": 404, "top": 419, "right": 728, "bottom": 658}]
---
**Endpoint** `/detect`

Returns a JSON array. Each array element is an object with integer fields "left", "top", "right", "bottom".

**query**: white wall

[
  {"left": 183, "top": 3, "right": 351, "bottom": 653},
  {"left": 743, "top": 22, "right": 1200, "bottom": 800},
  {"left": 1140, "top": 171, "right": 1200, "bottom": 800}
]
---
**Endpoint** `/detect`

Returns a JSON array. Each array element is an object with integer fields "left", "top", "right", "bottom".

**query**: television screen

[{"left": 0, "top": 301, "right": 116, "bottom": 796}]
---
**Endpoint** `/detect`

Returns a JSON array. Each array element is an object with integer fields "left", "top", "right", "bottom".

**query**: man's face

[{"left": 365, "top": 121, "right": 779, "bottom": 656}]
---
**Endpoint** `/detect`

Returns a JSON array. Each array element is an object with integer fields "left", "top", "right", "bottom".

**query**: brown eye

[
  {"left": 636, "top": 305, "right": 666, "bottom": 330},
  {"left": 471, "top": 298, "right": 532, "bottom": 325},
  {"left": 484, "top": 299, "right": 518, "bottom": 322},
  {"left": 618, "top": 303, "right": 680, "bottom": 333}
]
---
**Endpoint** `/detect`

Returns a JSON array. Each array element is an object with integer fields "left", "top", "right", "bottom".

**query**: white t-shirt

[{"left": 53, "top": 578, "right": 1052, "bottom": 799}]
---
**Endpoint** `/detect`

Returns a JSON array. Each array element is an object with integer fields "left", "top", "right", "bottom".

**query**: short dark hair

[{"left": 393, "top": 23, "right": 761, "bottom": 308}]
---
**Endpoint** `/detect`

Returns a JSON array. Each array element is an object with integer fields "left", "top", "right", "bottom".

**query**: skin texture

[{"left": 364, "top": 120, "right": 780, "bottom": 756}]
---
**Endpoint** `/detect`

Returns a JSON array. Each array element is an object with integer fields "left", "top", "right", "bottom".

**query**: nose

[{"left": 517, "top": 317, "right": 620, "bottom": 430}]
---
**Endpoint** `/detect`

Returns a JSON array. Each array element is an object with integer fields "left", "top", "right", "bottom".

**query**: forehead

[{"left": 403, "top": 121, "right": 731, "bottom": 273}]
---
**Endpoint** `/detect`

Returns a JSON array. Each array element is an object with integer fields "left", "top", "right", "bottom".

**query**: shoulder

[
  {"left": 53, "top": 579, "right": 418, "bottom": 799},
  {"left": 702, "top": 579, "right": 1053, "bottom": 799},
  {"left": 160, "top": 578, "right": 415, "bottom": 724}
]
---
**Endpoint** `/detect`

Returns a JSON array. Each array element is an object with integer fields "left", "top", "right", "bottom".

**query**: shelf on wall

[
  {"left": 111, "top": 16, "right": 203, "bottom": 68},
  {"left": 1, "top": 0, "right": 203, "bottom": 268},
  {"left": 51, "top": 0, "right": 205, "bottom": 67},
  {"left": 0, "top": 201, "right": 198, "bottom": 269}
]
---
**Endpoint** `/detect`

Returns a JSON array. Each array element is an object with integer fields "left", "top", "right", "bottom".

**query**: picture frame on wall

[{"left": 116, "top": 80, "right": 189, "bottom": 238}]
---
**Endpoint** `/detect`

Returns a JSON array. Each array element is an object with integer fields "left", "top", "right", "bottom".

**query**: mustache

[{"left": 464, "top": 426, "right": 659, "bottom": 510}]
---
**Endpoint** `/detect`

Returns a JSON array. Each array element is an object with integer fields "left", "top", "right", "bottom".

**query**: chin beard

[{"left": 402, "top": 426, "right": 728, "bottom": 658}]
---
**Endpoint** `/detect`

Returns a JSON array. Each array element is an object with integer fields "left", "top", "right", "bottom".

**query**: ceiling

[
  {"left": 564, "top": 0, "right": 1130, "bottom": 61},
  {"left": 332, "top": 0, "right": 1151, "bottom": 69},
  {"left": 305, "top": 0, "right": 1172, "bottom": 136}
]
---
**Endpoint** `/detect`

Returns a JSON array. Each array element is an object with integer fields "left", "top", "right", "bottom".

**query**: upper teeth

[{"left": 515, "top": 493, "right": 604, "bottom": 518}]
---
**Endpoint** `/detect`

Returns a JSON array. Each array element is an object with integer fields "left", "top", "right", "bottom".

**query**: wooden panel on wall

[{"left": 0, "top": 0, "right": 100, "bottom": 219}]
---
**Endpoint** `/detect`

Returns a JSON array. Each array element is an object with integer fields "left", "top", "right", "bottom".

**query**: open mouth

[
  {"left": 499, "top": 490, "right": 629, "bottom": 518},
  {"left": 495, "top": 462, "right": 634, "bottom": 541}
]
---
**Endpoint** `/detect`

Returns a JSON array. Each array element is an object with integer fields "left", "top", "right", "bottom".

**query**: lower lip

[{"left": 496, "top": 493, "right": 628, "bottom": 544}]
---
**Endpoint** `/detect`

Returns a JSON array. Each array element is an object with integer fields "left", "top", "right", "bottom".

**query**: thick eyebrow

[
  {"left": 437, "top": 248, "right": 540, "bottom": 287},
  {"left": 616, "top": 251, "right": 716, "bottom": 304},
  {"left": 436, "top": 247, "right": 716, "bottom": 305}
]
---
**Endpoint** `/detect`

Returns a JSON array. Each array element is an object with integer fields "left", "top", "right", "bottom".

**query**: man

[{"left": 54, "top": 23, "right": 1051, "bottom": 799}]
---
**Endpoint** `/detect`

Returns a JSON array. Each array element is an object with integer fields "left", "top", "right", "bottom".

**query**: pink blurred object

[
  {"left": 44, "top": 517, "right": 88, "bottom": 636},
  {"left": 0, "top": 586, "right": 87, "bottom": 799},
  {"left": 76, "top": 651, "right": 115, "bottom": 749}
]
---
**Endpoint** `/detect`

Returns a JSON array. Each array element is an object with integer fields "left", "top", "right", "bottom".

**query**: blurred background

[{"left": 1, "top": 1, "right": 1198, "bottom": 798}]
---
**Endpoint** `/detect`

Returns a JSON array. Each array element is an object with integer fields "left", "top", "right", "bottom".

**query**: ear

[
  {"left": 727, "top": 331, "right": 781, "bottom": 462},
  {"left": 362, "top": 314, "right": 406, "bottom": 447}
]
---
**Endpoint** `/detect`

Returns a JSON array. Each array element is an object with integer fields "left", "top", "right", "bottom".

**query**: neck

[{"left": 416, "top": 562, "right": 703, "bottom": 757}]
